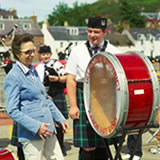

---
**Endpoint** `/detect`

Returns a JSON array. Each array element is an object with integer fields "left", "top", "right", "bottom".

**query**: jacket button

[{"left": 45, "top": 104, "right": 48, "bottom": 107}]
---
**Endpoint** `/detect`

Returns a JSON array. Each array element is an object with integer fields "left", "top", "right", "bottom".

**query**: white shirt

[
  {"left": 65, "top": 40, "right": 121, "bottom": 82},
  {"left": 35, "top": 59, "right": 65, "bottom": 83}
]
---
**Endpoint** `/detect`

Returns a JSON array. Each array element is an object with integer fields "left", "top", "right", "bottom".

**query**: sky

[{"left": 0, "top": 0, "right": 97, "bottom": 22}]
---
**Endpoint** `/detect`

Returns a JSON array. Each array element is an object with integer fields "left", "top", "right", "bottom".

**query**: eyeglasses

[{"left": 20, "top": 47, "right": 36, "bottom": 55}]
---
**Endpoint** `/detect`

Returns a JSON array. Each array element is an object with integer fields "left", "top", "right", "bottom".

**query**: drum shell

[
  {"left": 84, "top": 52, "right": 159, "bottom": 138},
  {"left": 0, "top": 149, "right": 15, "bottom": 160}
]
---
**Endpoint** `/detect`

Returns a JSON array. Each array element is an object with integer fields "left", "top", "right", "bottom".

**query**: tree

[
  {"left": 119, "top": 0, "right": 145, "bottom": 28},
  {"left": 48, "top": 2, "right": 71, "bottom": 26},
  {"left": 48, "top": 1, "right": 94, "bottom": 26}
]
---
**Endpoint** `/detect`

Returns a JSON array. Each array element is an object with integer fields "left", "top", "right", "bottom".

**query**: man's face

[
  {"left": 40, "top": 52, "right": 52, "bottom": 64},
  {"left": 88, "top": 28, "right": 106, "bottom": 46}
]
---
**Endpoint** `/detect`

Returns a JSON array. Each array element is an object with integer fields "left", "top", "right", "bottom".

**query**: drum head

[
  {"left": 90, "top": 60, "right": 116, "bottom": 129},
  {"left": 84, "top": 52, "right": 129, "bottom": 138}
]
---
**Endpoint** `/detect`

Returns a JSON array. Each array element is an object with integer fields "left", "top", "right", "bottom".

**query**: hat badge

[{"left": 101, "top": 20, "right": 106, "bottom": 26}]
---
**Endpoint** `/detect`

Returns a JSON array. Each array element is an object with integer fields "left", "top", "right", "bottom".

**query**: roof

[
  {"left": 106, "top": 33, "right": 134, "bottom": 46},
  {"left": 48, "top": 26, "right": 133, "bottom": 46},
  {"left": 0, "top": 19, "right": 43, "bottom": 36},
  {"left": 129, "top": 28, "right": 160, "bottom": 40},
  {"left": 0, "top": 9, "right": 18, "bottom": 19},
  {"left": 48, "top": 26, "right": 88, "bottom": 41}
]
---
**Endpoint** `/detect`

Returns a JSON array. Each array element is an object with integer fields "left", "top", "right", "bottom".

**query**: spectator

[{"left": 4, "top": 34, "right": 69, "bottom": 160}]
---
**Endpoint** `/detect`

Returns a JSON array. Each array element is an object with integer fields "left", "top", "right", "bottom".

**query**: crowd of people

[{"left": 3, "top": 15, "right": 143, "bottom": 160}]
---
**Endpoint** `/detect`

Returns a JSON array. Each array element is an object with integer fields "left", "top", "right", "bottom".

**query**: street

[{"left": 0, "top": 117, "right": 160, "bottom": 160}]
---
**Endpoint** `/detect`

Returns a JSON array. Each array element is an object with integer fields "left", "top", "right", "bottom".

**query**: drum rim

[
  {"left": 0, "top": 148, "right": 16, "bottom": 159},
  {"left": 84, "top": 51, "right": 129, "bottom": 138}
]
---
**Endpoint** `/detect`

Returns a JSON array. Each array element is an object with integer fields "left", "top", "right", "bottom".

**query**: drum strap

[{"left": 85, "top": 40, "right": 108, "bottom": 57}]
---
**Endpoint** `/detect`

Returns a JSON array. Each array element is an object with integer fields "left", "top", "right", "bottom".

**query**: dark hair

[{"left": 12, "top": 34, "right": 33, "bottom": 60}]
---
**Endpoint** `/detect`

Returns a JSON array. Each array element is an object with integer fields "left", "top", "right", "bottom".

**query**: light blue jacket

[{"left": 4, "top": 63, "right": 66, "bottom": 142}]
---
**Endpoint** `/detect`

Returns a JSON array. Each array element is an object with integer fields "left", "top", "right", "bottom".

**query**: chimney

[
  {"left": 64, "top": 21, "right": 68, "bottom": 26},
  {"left": 31, "top": 11, "right": 37, "bottom": 24},
  {"left": 43, "top": 19, "right": 49, "bottom": 29},
  {"left": 11, "top": 8, "right": 17, "bottom": 17}
]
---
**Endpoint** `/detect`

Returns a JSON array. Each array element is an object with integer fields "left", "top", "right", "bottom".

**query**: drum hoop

[
  {"left": 0, "top": 150, "right": 10, "bottom": 156},
  {"left": 84, "top": 52, "right": 129, "bottom": 138}
]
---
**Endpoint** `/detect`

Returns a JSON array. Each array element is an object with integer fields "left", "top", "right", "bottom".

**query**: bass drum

[
  {"left": 84, "top": 51, "right": 159, "bottom": 138},
  {"left": 0, "top": 148, "right": 16, "bottom": 160}
]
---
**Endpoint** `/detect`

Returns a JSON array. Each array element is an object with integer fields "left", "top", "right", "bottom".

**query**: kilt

[
  {"left": 48, "top": 88, "right": 68, "bottom": 119},
  {"left": 74, "top": 88, "right": 120, "bottom": 148},
  {"left": 11, "top": 121, "right": 22, "bottom": 147}
]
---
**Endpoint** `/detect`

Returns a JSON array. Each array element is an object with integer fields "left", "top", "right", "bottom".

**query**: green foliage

[
  {"left": 48, "top": 2, "right": 71, "bottom": 26},
  {"left": 48, "top": 1, "right": 94, "bottom": 26},
  {"left": 119, "top": 0, "right": 145, "bottom": 28},
  {"left": 47, "top": 0, "right": 160, "bottom": 27}
]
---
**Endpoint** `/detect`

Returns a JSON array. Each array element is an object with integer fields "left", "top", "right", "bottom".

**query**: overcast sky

[{"left": 0, "top": 0, "right": 97, "bottom": 22}]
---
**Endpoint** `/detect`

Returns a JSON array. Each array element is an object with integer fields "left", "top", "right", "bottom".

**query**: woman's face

[{"left": 16, "top": 41, "right": 36, "bottom": 67}]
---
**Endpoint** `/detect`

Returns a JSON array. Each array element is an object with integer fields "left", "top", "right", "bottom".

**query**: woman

[{"left": 4, "top": 34, "right": 69, "bottom": 160}]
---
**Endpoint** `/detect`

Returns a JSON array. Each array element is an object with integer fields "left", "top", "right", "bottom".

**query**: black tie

[
  {"left": 43, "top": 65, "right": 48, "bottom": 86},
  {"left": 93, "top": 46, "right": 100, "bottom": 54}
]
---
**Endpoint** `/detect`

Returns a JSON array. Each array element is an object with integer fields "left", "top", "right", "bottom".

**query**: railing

[{"left": 0, "top": 68, "right": 6, "bottom": 111}]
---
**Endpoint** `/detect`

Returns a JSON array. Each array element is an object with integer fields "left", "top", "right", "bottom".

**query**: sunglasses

[{"left": 21, "top": 47, "right": 36, "bottom": 55}]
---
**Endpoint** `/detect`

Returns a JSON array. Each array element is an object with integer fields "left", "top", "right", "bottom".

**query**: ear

[
  {"left": 15, "top": 53, "right": 20, "bottom": 58},
  {"left": 103, "top": 29, "right": 108, "bottom": 35}
]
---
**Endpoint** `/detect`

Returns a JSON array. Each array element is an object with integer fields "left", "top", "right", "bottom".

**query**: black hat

[
  {"left": 88, "top": 14, "right": 107, "bottom": 29},
  {"left": 39, "top": 45, "right": 51, "bottom": 53}
]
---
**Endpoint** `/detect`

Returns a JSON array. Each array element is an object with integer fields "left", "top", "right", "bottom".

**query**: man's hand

[
  {"left": 69, "top": 106, "right": 80, "bottom": 119},
  {"left": 49, "top": 75, "right": 59, "bottom": 82},
  {"left": 38, "top": 123, "right": 53, "bottom": 140}
]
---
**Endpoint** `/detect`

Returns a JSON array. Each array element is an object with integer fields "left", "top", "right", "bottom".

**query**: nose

[
  {"left": 30, "top": 51, "right": 35, "bottom": 57},
  {"left": 90, "top": 31, "right": 95, "bottom": 37}
]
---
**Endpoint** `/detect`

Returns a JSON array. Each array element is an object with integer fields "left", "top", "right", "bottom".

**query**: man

[
  {"left": 35, "top": 45, "right": 68, "bottom": 156},
  {"left": 122, "top": 135, "right": 142, "bottom": 160},
  {"left": 65, "top": 15, "right": 121, "bottom": 160}
]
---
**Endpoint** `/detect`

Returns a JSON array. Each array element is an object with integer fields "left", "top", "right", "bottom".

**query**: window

[
  {"left": 0, "top": 23, "right": 5, "bottom": 30},
  {"left": 60, "top": 42, "right": 63, "bottom": 48},
  {"left": 140, "top": 39, "right": 144, "bottom": 45},
  {"left": 68, "top": 27, "right": 79, "bottom": 35},
  {"left": 0, "top": 15, "right": 3, "bottom": 19},
  {"left": 23, "top": 23, "right": 31, "bottom": 30},
  {"left": 8, "top": 15, "right": 13, "bottom": 19}
]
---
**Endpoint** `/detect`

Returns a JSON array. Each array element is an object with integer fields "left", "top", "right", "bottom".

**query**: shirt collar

[
  {"left": 41, "top": 59, "right": 52, "bottom": 66},
  {"left": 89, "top": 41, "right": 105, "bottom": 49},
  {"left": 16, "top": 61, "right": 34, "bottom": 75}
]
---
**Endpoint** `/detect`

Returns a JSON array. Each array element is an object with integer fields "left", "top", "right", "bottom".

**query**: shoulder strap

[
  {"left": 85, "top": 40, "right": 108, "bottom": 57},
  {"left": 85, "top": 41, "right": 93, "bottom": 57}
]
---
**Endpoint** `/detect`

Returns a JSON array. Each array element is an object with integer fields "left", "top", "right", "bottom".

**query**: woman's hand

[
  {"left": 61, "top": 121, "right": 69, "bottom": 134},
  {"left": 38, "top": 123, "right": 53, "bottom": 140}
]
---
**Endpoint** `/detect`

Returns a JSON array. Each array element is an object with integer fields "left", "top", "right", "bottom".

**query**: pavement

[{"left": 0, "top": 118, "right": 160, "bottom": 160}]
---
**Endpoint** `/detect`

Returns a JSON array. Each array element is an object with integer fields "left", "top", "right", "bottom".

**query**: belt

[{"left": 77, "top": 82, "right": 83, "bottom": 90}]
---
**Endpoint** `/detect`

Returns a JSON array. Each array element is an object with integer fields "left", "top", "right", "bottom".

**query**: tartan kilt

[
  {"left": 48, "top": 88, "right": 68, "bottom": 119},
  {"left": 74, "top": 88, "right": 121, "bottom": 148},
  {"left": 11, "top": 121, "right": 22, "bottom": 147}
]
